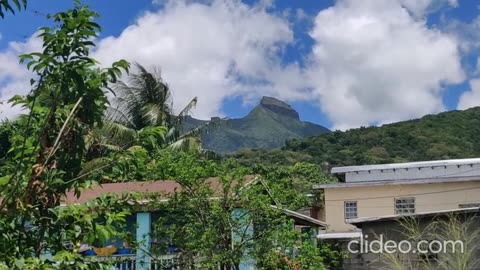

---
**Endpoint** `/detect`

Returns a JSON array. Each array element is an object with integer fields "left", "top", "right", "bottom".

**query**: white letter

[
  {"left": 429, "top": 240, "right": 442, "bottom": 254},
  {"left": 348, "top": 240, "right": 359, "bottom": 254},
  {"left": 369, "top": 235, "right": 384, "bottom": 254},
  {"left": 417, "top": 240, "right": 429, "bottom": 254},
  {"left": 398, "top": 240, "right": 412, "bottom": 254},
  {"left": 443, "top": 240, "right": 464, "bottom": 254},
  {"left": 384, "top": 240, "right": 397, "bottom": 254}
]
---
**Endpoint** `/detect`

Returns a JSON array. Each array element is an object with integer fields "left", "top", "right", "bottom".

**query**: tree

[
  {"left": 142, "top": 154, "right": 328, "bottom": 270},
  {"left": 90, "top": 63, "right": 206, "bottom": 155},
  {"left": 0, "top": 2, "right": 133, "bottom": 268}
]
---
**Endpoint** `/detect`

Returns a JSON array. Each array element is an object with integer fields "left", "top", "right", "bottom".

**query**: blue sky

[{"left": 0, "top": 0, "right": 479, "bottom": 130}]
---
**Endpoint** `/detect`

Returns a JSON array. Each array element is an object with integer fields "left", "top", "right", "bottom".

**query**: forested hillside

[
  {"left": 232, "top": 107, "right": 480, "bottom": 167},
  {"left": 186, "top": 96, "right": 330, "bottom": 153}
]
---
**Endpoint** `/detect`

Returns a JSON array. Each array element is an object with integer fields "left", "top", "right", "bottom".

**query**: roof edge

[
  {"left": 331, "top": 158, "right": 480, "bottom": 174},
  {"left": 313, "top": 175, "right": 480, "bottom": 189}
]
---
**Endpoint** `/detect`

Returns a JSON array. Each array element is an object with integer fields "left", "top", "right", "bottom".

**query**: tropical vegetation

[
  {"left": 232, "top": 107, "right": 480, "bottom": 167},
  {"left": 0, "top": 1, "right": 338, "bottom": 269}
]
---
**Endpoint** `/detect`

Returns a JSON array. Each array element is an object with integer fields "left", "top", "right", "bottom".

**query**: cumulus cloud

[
  {"left": 0, "top": 34, "right": 41, "bottom": 119},
  {"left": 0, "top": 0, "right": 469, "bottom": 130},
  {"left": 306, "top": 0, "right": 464, "bottom": 129},
  {"left": 94, "top": 0, "right": 306, "bottom": 119},
  {"left": 398, "top": 0, "right": 457, "bottom": 18},
  {"left": 442, "top": 15, "right": 480, "bottom": 55},
  {"left": 458, "top": 79, "right": 480, "bottom": 110}
]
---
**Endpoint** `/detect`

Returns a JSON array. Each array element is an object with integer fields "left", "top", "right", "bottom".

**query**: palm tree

[{"left": 87, "top": 63, "right": 207, "bottom": 157}]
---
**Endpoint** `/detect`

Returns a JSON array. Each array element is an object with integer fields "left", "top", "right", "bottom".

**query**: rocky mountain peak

[{"left": 259, "top": 96, "right": 299, "bottom": 119}]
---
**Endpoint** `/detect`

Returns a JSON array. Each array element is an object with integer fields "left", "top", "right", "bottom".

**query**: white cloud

[
  {"left": 0, "top": 34, "right": 41, "bottom": 119},
  {"left": 442, "top": 15, "right": 480, "bottom": 54},
  {"left": 399, "top": 0, "right": 457, "bottom": 18},
  {"left": 94, "top": 0, "right": 304, "bottom": 119},
  {"left": 0, "top": 0, "right": 468, "bottom": 130},
  {"left": 306, "top": 0, "right": 464, "bottom": 129},
  {"left": 458, "top": 79, "right": 480, "bottom": 109}
]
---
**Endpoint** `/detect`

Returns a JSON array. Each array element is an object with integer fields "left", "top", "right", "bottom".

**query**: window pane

[
  {"left": 395, "top": 197, "right": 415, "bottom": 215},
  {"left": 345, "top": 201, "right": 358, "bottom": 220}
]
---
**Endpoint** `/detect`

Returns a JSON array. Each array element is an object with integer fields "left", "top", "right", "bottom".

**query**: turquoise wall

[{"left": 135, "top": 212, "right": 151, "bottom": 270}]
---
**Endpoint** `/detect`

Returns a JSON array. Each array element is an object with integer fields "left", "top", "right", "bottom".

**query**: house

[
  {"left": 348, "top": 207, "right": 480, "bottom": 269},
  {"left": 314, "top": 158, "right": 480, "bottom": 237},
  {"left": 63, "top": 177, "right": 326, "bottom": 270}
]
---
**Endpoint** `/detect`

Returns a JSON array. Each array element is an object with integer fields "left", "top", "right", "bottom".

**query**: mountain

[
  {"left": 231, "top": 107, "right": 480, "bottom": 167},
  {"left": 186, "top": 96, "right": 330, "bottom": 153}
]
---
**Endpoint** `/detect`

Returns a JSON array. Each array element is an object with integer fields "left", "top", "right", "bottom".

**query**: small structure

[
  {"left": 313, "top": 158, "right": 480, "bottom": 270},
  {"left": 314, "top": 158, "right": 480, "bottom": 234},
  {"left": 64, "top": 178, "right": 326, "bottom": 270}
]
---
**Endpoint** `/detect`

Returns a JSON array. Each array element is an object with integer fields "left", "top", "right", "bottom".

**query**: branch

[{"left": 43, "top": 96, "right": 84, "bottom": 168}]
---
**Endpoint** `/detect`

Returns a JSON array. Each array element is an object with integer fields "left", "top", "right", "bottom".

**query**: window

[
  {"left": 395, "top": 197, "right": 415, "bottom": 214},
  {"left": 344, "top": 201, "right": 358, "bottom": 220}
]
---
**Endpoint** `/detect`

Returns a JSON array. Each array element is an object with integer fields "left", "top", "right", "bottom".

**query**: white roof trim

[
  {"left": 331, "top": 158, "right": 480, "bottom": 174},
  {"left": 313, "top": 175, "right": 480, "bottom": 189},
  {"left": 317, "top": 231, "right": 362, "bottom": 239},
  {"left": 348, "top": 207, "right": 480, "bottom": 224}
]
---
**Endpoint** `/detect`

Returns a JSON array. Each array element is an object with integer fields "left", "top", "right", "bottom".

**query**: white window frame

[
  {"left": 344, "top": 201, "right": 358, "bottom": 220},
  {"left": 395, "top": 197, "right": 415, "bottom": 215}
]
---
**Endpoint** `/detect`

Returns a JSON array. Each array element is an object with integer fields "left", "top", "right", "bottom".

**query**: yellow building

[{"left": 314, "top": 158, "right": 480, "bottom": 237}]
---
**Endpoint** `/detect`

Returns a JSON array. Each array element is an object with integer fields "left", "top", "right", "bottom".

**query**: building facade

[{"left": 314, "top": 158, "right": 480, "bottom": 233}]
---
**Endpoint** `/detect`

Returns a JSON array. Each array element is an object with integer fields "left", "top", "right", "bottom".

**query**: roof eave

[{"left": 313, "top": 175, "right": 480, "bottom": 189}]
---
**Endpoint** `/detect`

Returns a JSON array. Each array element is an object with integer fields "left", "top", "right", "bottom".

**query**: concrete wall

[{"left": 324, "top": 181, "right": 480, "bottom": 232}]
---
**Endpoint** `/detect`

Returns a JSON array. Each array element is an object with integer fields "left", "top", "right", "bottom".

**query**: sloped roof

[
  {"left": 63, "top": 176, "right": 326, "bottom": 228},
  {"left": 271, "top": 205, "right": 327, "bottom": 227},
  {"left": 64, "top": 176, "right": 256, "bottom": 204}
]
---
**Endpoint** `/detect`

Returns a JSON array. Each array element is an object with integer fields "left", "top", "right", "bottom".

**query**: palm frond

[
  {"left": 174, "top": 97, "right": 198, "bottom": 125},
  {"left": 105, "top": 104, "right": 137, "bottom": 128},
  {"left": 138, "top": 126, "right": 168, "bottom": 150},
  {"left": 79, "top": 157, "right": 111, "bottom": 177},
  {"left": 167, "top": 136, "right": 201, "bottom": 152},
  {"left": 113, "top": 63, "right": 173, "bottom": 129},
  {"left": 96, "top": 121, "right": 139, "bottom": 150}
]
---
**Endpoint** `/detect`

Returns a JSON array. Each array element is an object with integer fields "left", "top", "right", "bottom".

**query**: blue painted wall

[{"left": 136, "top": 212, "right": 151, "bottom": 270}]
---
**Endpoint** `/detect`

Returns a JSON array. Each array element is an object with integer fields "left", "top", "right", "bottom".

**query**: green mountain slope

[
  {"left": 231, "top": 107, "right": 480, "bottom": 166},
  {"left": 186, "top": 96, "right": 330, "bottom": 153}
]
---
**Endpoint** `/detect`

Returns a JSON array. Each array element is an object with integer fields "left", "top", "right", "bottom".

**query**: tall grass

[{"left": 378, "top": 213, "right": 480, "bottom": 270}]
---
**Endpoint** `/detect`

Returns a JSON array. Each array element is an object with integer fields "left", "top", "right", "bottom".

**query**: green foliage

[
  {"left": 148, "top": 165, "right": 327, "bottom": 269},
  {"left": 88, "top": 64, "right": 205, "bottom": 157},
  {"left": 235, "top": 107, "right": 480, "bottom": 166},
  {"left": 0, "top": 0, "right": 26, "bottom": 18},
  {"left": 317, "top": 241, "right": 347, "bottom": 268},
  {"left": 0, "top": 2, "right": 132, "bottom": 269},
  {"left": 0, "top": 195, "right": 132, "bottom": 269},
  {"left": 89, "top": 148, "right": 222, "bottom": 182},
  {"left": 251, "top": 162, "right": 335, "bottom": 208}
]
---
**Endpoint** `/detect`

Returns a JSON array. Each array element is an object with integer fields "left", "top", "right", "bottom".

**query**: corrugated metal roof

[
  {"left": 331, "top": 158, "right": 480, "bottom": 174},
  {"left": 271, "top": 205, "right": 327, "bottom": 227},
  {"left": 313, "top": 175, "right": 480, "bottom": 189}
]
